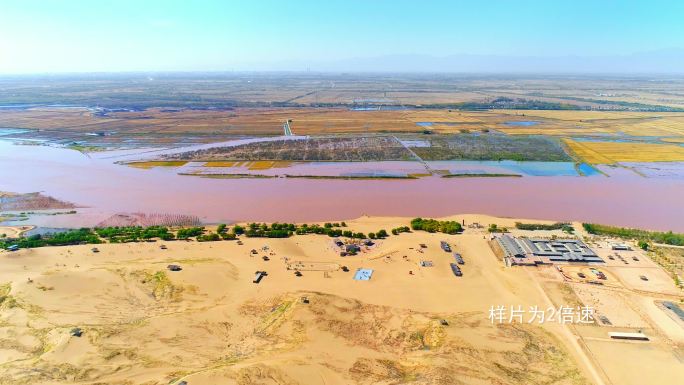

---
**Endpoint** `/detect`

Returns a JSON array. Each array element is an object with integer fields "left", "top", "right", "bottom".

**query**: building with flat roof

[
  {"left": 611, "top": 243, "right": 632, "bottom": 250},
  {"left": 608, "top": 332, "right": 649, "bottom": 341},
  {"left": 497, "top": 235, "right": 603, "bottom": 265}
]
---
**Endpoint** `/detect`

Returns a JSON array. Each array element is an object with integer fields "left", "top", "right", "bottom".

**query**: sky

[{"left": 1, "top": 0, "right": 683, "bottom": 73}]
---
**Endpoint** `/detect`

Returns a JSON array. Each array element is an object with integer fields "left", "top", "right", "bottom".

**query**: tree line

[
  {"left": 0, "top": 220, "right": 405, "bottom": 250},
  {"left": 582, "top": 223, "right": 684, "bottom": 246},
  {"left": 515, "top": 222, "right": 574, "bottom": 233}
]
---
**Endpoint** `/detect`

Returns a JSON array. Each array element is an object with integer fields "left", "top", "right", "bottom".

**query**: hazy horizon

[{"left": 2, "top": 0, "right": 684, "bottom": 74}]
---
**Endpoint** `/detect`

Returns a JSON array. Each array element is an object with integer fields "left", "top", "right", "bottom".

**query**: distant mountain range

[{"left": 247, "top": 49, "right": 684, "bottom": 74}]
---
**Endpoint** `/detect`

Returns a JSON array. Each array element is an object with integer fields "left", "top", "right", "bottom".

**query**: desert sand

[
  {"left": 0, "top": 226, "right": 32, "bottom": 239},
  {"left": 0, "top": 215, "right": 682, "bottom": 385}
]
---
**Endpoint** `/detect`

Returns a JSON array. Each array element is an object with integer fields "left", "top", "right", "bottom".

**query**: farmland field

[
  {"left": 3, "top": 106, "right": 684, "bottom": 145},
  {"left": 564, "top": 139, "right": 684, "bottom": 164},
  {"left": 164, "top": 136, "right": 415, "bottom": 162},
  {"left": 2, "top": 74, "right": 684, "bottom": 167}
]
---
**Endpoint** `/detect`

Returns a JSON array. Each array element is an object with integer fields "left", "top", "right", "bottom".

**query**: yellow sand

[
  {"left": 0, "top": 226, "right": 32, "bottom": 238},
  {"left": 0, "top": 215, "right": 681, "bottom": 385}
]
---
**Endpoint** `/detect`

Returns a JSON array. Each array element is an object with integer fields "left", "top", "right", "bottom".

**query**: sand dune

[{"left": 0, "top": 215, "right": 681, "bottom": 384}]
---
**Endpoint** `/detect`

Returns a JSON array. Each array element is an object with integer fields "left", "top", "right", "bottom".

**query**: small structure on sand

[
  {"left": 611, "top": 243, "right": 632, "bottom": 251},
  {"left": 167, "top": 264, "right": 182, "bottom": 272},
  {"left": 420, "top": 260, "right": 433, "bottom": 267},
  {"left": 253, "top": 271, "right": 267, "bottom": 283},
  {"left": 91, "top": 247, "right": 100, "bottom": 253},
  {"left": 353, "top": 268, "right": 374, "bottom": 281},
  {"left": 663, "top": 301, "right": 684, "bottom": 322},
  {"left": 7, "top": 244, "right": 19, "bottom": 252},
  {"left": 450, "top": 263, "right": 462, "bottom": 277},
  {"left": 440, "top": 241, "right": 451, "bottom": 252},
  {"left": 160, "top": 244, "right": 167, "bottom": 250},
  {"left": 70, "top": 327, "right": 83, "bottom": 337},
  {"left": 608, "top": 332, "right": 649, "bottom": 341},
  {"left": 345, "top": 244, "right": 361, "bottom": 254}
]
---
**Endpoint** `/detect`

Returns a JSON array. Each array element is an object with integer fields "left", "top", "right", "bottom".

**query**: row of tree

[
  {"left": 1, "top": 228, "right": 102, "bottom": 249},
  {"left": 582, "top": 223, "right": 684, "bottom": 246},
  {"left": 391, "top": 226, "right": 410, "bottom": 235},
  {"left": 2, "top": 219, "right": 447, "bottom": 250},
  {"left": 95, "top": 226, "right": 175, "bottom": 242},
  {"left": 515, "top": 222, "right": 574, "bottom": 233}
]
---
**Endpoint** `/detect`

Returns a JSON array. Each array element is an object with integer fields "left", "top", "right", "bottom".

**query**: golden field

[
  {"left": 128, "top": 161, "right": 189, "bottom": 169},
  {"left": 495, "top": 110, "right": 684, "bottom": 137},
  {"left": 662, "top": 137, "right": 684, "bottom": 143},
  {"left": 563, "top": 139, "right": 684, "bottom": 164},
  {"left": 3, "top": 107, "right": 684, "bottom": 141}
]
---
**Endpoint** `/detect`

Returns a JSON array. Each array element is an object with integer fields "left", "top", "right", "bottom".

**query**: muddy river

[{"left": 1, "top": 141, "right": 683, "bottom": 231}]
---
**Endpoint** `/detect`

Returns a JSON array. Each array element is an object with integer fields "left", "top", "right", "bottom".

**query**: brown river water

[{"left": 1, "top": 141, "right": 683, "bottom": 231}]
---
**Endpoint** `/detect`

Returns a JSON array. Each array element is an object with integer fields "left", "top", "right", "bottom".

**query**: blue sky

[{"left": 1, "top": 0, "right": 683, "bottom": 73}]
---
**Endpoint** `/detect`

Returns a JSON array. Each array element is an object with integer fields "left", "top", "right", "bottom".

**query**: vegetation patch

[
  {"left": 0, "top": 282, "right": 19, "bottom": 309},
  {"left": 583, "top": 223, "right": 684, "bottom": 246},
  {"left": 412, "top": 134, "right": 572, "bottom": 162},
  {"left": 138, "top": 270, "right": 183, "bottom": 301},
  {"left": 516, "top": 222, "right": 574, "bottom": 233},
  {"left": 1, "top": 228, "right": 101, "bottom": 250},
  {"left": 410, "top": 218, "right": 462, "bottom": 234},
  {"left": 164, "top": 136, "right": 414, "bottom": 162},
  {"left": 95, "top": 225, "right": 175, "bottom": 242}
]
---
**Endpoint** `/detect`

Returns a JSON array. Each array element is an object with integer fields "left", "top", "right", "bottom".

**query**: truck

[
  {"left": 450, "top": 263, "right": 462, "bottom": 277},
  {"left": 453, "top": 253, "right": 464, "bottom": 265}
]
